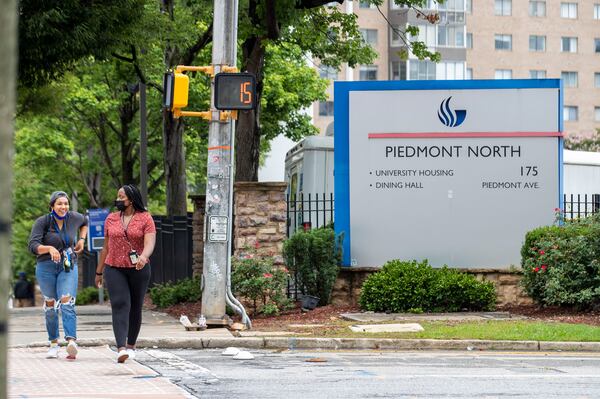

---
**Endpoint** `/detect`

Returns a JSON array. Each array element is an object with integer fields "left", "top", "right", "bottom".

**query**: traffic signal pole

[{"left": 201, "top": 0, "right": 243, "bottom": 326}]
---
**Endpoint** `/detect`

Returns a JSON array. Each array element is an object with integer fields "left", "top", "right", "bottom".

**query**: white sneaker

[
  {"left": 46, "top": 344, "right": 59, "bottom": 359},
  {"left": 66, "top": 340, "right": 78, "bottom": 359},
  {"left": 126, "top": 348, "right": 136, "bottom": 360},
  {"left": 117, "top": 349, "right": 129, "bottom": 363}
]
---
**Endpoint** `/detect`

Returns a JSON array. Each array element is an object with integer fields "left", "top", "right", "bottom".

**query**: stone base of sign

[
  {"left": 233, "top": 182, "right": 287, "bottom": 265},
  {"left": 331, "top": 267, "right": 532, "bottom": 308}
]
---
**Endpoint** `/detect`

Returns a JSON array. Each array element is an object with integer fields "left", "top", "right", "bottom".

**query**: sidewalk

[
  {"left": 8, "top": 304, "right": 600, "bottom": 398},
  {"left": 8, "top": 346, "right": 193, "bottom": 398}
]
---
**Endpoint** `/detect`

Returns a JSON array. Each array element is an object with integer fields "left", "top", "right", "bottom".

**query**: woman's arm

[
  {"left": 95, "top": 235, "right": 109, "bottom": 288},
  {"left": 74, "top": 225, "right": 89, "bottom": 254},
  {"left": 28, "top": 217, "right": 61, "bottom": 262},
  {"left": 136, "top": 232, "right": 156, "bottom": 270}
]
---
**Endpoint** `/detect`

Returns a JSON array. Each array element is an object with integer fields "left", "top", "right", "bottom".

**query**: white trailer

[
  {"left": 284, "top": 136, "right": 334, "bottom": 234},
  {"left": 563, "top": 149, "right": 600, "bottom": 217}
]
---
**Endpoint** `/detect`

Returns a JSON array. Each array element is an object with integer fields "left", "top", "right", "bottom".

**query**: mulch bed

[{"left": 146, "top": 298, "right": 600, "bottom": 329}]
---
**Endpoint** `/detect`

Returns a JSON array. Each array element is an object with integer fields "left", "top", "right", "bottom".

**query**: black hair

[{"left": 122, "top": 184, "right": 147, "bottom": 212}]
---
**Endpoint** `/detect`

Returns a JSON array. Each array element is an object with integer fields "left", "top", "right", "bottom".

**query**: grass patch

[{"left": 293, "top": 320, "right": 600, "bottom": 342}]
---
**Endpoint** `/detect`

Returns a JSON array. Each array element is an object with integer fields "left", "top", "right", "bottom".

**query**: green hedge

[
  {"left": 76, "top": 286, "right": 109, "bottom": 305},
  {"left": 359, "top": 259, "right": 496, "bottom": 313},
  {"left": 521, "top": 215, "right": 600, "bottom": 309},
  {"left": 283, "top": 227, "right": 342, "bottom": 306},
  {"left": 149, "top": 277, "right": 202, "bottom": 308}
]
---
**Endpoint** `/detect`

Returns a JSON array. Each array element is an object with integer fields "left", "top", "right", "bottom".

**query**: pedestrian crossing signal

[
  {"left": 163, "top": 71, "right": 189, "bottom": 112},
  {"left": 214, "top": 73, "right": 256, "bottom": 110}
]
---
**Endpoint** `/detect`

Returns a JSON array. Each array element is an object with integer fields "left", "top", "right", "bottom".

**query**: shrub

[
  {"left": 76, "top": 286, "right": 109, "bottom": 305},
  {"left": 283, "top": 227, "right": 343, "bottom": 306},
  {"left": 149, "top": 277, "right": 202, "bottom": 308},
  {"left": 359, "top": 259, "right": 496, "bottom": 313},
  {"left": 521, "top": 214, "right": 600, "bottom": 309},
  {"left": 231, "top": 247, "right": 290, "bottom": 316}
]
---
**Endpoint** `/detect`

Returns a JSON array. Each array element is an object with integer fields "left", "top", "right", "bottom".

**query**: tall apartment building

[{"left": 313, "top": 0, "right": 600, "bottom": 139}]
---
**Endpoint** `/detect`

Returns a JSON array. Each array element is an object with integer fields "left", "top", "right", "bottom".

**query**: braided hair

[{"left": 122, "top": 184, "right": 147, "bottom": 212}]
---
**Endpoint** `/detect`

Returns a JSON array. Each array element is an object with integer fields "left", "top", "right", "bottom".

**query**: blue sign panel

[{"left": 87, "top": 208, "right": 110, "bottom": 251}]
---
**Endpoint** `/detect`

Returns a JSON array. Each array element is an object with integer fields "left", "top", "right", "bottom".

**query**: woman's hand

[
  {"left": 74, "top": 239, "right": 85, "bottom": 254},
  {"left": 95, "top": 274, "right": 103, "bottom": 288},
  {"left": 48, "top": 247, "right": 61, "bottom": 263},
  {"left": 135, "top": 254, "right": 149, "bottom": 270}
]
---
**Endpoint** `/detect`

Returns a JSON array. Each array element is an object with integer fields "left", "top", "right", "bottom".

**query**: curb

[{"left": 10, "top": 337, "right": 600, "bottom": 352}]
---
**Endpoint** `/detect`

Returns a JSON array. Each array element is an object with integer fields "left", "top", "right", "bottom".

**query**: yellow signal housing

[{"left": 172, "top": 72, "right": 189, "bottom": 110}]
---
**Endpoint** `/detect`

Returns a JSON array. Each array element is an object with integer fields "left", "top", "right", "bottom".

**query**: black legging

[{"left": 104, "top": 265, "right": 151, "bottom": 348}]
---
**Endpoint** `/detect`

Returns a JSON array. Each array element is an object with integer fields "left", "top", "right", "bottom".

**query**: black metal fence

[
  {"left": 80, "top": 213, "right": 194, "bottom": 288},
  {"left": 286, "top": 193, "right": 334, "bottom": 238},
  {"left": 563, "top": 194, "right": 600, "bottom": 220}
]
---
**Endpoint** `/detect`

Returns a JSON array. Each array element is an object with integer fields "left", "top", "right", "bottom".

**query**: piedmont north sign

[{"left": 334, "top": 79, "right": 563, "bottom": 268}]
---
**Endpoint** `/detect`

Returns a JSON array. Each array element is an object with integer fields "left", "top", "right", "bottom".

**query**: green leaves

[
  {"left": 359, "top": 260, "right": 497, "bottom": 313},
  {"left": 283, "top": 227, "right": 343, "bottom": 306},
  {"left": 521, "top": 215, "right": 600, "bottom": 309}
]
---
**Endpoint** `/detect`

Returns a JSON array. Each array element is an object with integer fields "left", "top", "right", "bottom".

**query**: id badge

[
  {"left": 63, "top": 250, "right": 71, "bottom": 272},
  {"left": 129, "top": 250, "right": 139, "bottom": 265}
]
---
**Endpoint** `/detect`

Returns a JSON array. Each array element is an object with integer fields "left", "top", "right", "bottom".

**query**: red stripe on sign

[{"left": 368, "top": 132, "right": 563, "bottom": 139}]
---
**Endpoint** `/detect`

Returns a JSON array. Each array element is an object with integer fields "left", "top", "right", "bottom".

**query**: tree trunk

[
  {"left": 0, "top": 0, "right": 17, "bottom": 395},
  {"left": 235, "top": 36, "right": 265, "bottom": 182},
  {"left": 163, "top": 112, "right": 188, "bottom": 215},
  {"left": 161, "top": 0, "right": 189, "bottom": 216}
]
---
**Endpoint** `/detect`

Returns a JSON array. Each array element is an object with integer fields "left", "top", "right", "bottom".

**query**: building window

[
  {"left": 390, "top": 1, "right": 404, "bottom": 9},
  {"left": 359, "top": 65, "right": 378, "bottom": 81},
  {"left": 495, "top": 69, "right": 512, "bottom": 79},
  {"left": 529, "top": 1, "right": 546, "bottom": 16},
  {"left": 318, "top": 101, "right": 334, "bottom": 117},
  {"left": 319, "top": 65, "right": 338, "bottom": 80},
  {"left": 495, "top": 0, "right": 511, "bottom": 15},
  {"left": 409, "top": 60, "right": 436, "bottom": 80},
  {"left": 595, "top": 4, "right": 600, "bottom": 19},
  {"left": 391, "top": 26, "right": 402, "bottom": 46},
  {"left": 436, "top": 62, "right": 465, "bottom": 80},
  {"left": 495, "top": 34, "right": 512, "bottom": 50},
  {"left": 390, "top": 61, "right": 407, "bottom": 80},
  {"left": 564, "top": 106, "right": 578, "bottom": 121},
  {"left": 466, "top": 33, "right": 473, "bottom": 48},
  {"left": 561, "top": 71, "right": 578, "bottom": 88},
  {"left": 595, "top": 38, "right": 600, "bottom": 53},
  {"left": 595, "top": 73, "right": 600, "bottom": 88},
  {"left": 560, "top": 2, "right": 578, "bottom": 18},
  {"left": 360, "top": 29, "right": 378, "bottom": 45},
  {"left": 561, "top": 37, "right": 578, "bottom": 53},
  {"left": 466, "top": 0, "right": 472, "bottom": 13},
  {"left": 438, "top": 25, "right": 465, "bottom": 47},
  {"left": 438, "top": 0, "right": 467, "bottom": 11},
  {"left": 410, "top": 24, "right": 436, "bottom": 47},
  {"left": 595, "top": 107, "right": 600, "bottom": 122},
  {"left": 530, "top": 70, "right": 547, "bottom": 79},
  {"left": 359, "top": 1, "right": 376, "bottom": 9},
  {"left": 466, "top": 68, "right": 473, "bottom": 79},
  {"left": 529, "top": 35, "right": 546, "bottom": 51}
]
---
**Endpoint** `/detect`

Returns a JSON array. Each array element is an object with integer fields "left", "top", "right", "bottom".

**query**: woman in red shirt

[{"left": 95, "top": 184, "right": 156, "bottom": 363}]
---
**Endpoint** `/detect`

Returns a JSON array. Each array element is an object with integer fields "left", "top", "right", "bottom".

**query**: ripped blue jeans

[{"left": 35, "top": 260, "right": 78, "bottom": 341}]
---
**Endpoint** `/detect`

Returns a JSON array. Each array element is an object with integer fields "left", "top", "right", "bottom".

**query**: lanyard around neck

[
  {"left": 51, "top": 214, "right": 70, "bottom": 248},
  {"left": 120, "top": 211, "right": 136, "bottom": 244}
]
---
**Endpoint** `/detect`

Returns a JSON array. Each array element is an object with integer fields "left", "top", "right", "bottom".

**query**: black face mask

[{"left": 114, "top": 200, "right": 127, "bottom": 212}]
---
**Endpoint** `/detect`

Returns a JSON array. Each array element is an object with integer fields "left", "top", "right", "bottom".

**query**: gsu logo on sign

[{"left": 438, "top": 96, "right": 467, "bottom": 127}]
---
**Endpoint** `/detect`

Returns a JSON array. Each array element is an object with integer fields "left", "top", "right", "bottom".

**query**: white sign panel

[
  {"left": 208, "top": 215, "right": 228, "bottom": 242},
  {"left": 335, "top": 80, "right": 562, "bottom": 268}
]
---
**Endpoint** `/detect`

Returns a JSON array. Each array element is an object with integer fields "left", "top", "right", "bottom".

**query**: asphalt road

[{"left": 136, "top": 349, "right": 600, "bottom": 398}]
